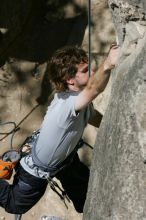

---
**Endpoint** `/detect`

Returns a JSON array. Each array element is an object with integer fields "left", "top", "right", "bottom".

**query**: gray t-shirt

[{"left": 21, "top": 91, "right": 94, "bottom": 178}]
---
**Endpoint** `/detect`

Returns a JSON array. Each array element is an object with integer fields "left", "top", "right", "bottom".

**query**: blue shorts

[
  {"left": 0, "top": 153, "right": 89, "bottom": 214},
  {"left": 0, "top": 165, "right": 48, "bottom": 214}
]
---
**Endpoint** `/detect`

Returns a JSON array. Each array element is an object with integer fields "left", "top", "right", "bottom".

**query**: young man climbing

[{"left": 0, "top": 44, "right": 119, "bottom": 214}]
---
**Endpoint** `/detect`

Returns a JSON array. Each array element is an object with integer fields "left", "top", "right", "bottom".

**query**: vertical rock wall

[
  {"left": 83, "top": 1, "right": 146, "bottom": 219},
  {"left": 0, "top": 0, "right": 116, "bottom": 219}
]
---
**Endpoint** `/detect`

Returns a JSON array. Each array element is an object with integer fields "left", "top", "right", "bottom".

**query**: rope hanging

[
  {"left": 0, "top": 104, "right": 39, "bottom": 148},
  {"left": 0, "top": 104, "right": 39, "bottom": 220}
]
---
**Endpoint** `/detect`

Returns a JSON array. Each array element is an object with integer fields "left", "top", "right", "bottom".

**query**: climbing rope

[
  {"left": 0, "top": 104, "right": 39, "bottom": 220},
  {"left": 0, "top": 122, "right": 21, "bottom": 220},
  {"left": 0, "top": 104, "right": 39, "bottom": 146},
  {"left": 0, "top": 121, "right": 19, "bottom": 149}
]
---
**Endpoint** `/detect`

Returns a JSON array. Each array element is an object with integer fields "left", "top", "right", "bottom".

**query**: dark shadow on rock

[
  {"left": 9, "top": 14, "right": 87, "bottom": 63},
  {"left": 0, "top": 0, "right": 88, "bottom": 105},
  {"left": 36, "top": 66, "right": 53, "bottom": 105},
  {"left": 0, "top": 0, "right": 87, "bottom": 63}
]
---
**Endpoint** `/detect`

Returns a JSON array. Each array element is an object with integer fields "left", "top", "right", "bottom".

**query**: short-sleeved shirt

[{"left": 20, "top": 91, "right": 95, "bottom": 178}]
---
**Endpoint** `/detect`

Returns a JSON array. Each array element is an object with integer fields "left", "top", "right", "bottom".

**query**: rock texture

[
  {"left": 83, "top": 1, "right": 146, "bottom": 220},
  {"left": 0, "top": 0, "right": 116, "bottom": 220}
]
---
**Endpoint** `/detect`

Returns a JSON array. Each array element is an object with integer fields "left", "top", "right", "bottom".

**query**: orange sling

[{"left": 0, "top": 150, "right": 20, "bottom": 180}]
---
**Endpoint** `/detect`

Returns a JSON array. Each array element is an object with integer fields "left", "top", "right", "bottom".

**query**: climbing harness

[
  {"left": 46, "top": 139, "right": 93, "bottom": 210},
  {"left": 20, "top": 130, "right": 93, "bottom": 209},
  {"left": 19, "top": 129, "right": 40, "bottom": 157}
]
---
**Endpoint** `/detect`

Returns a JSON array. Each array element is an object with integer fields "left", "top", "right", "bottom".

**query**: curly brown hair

[{"left": 48, "top": 45, "right": 88, "bottom": 92}]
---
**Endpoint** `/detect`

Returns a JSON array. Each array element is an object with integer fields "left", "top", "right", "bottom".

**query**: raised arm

[{"left": 75, "top": 45, "right": 119, "bottom": 111}]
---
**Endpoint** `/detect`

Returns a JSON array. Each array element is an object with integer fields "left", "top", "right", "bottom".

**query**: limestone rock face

[
  {"left": 0, "top": 0, "right": 117, "bottom": 220},
  {"left": 0, "top": 1, "right": 112, "bottom": 220},
  {"left": 83, "top": 1, "right": 146, "bottom": 220}
]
